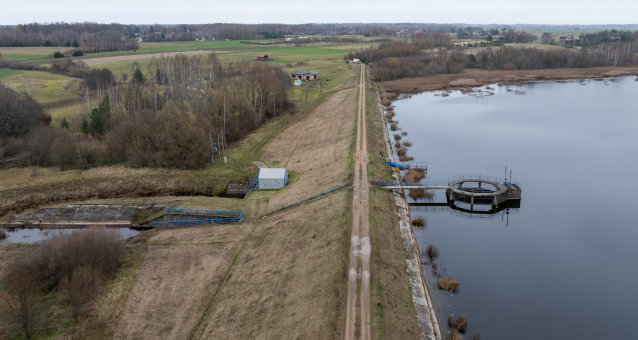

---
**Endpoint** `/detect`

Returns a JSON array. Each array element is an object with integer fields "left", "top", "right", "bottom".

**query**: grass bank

[{"left": 365, "top": 69, "right": 421, "bottom": 339}]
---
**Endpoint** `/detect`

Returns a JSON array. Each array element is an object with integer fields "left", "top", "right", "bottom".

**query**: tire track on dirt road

[{"left": 345, "top": 64, "right": 371, "bottom": 340}]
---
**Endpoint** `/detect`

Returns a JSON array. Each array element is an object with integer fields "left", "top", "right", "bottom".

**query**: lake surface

[{"left": 391, "top": 76, "right": 638, "bottom": 339}]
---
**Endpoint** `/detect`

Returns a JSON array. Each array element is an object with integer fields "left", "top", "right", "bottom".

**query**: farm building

[
  {"left": 290, "top": 70, "right": 320, "bottom": 81},
  {"left": 256, "top": 54, "right": 269, "bottom": 61},
  {"left": 258, "top": 168, "right": 288, "bottom": 190}
]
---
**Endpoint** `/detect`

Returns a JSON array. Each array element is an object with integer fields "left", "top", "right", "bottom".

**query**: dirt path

[{"left": 345, "top": 64, "right": 371, "bottom": 340}]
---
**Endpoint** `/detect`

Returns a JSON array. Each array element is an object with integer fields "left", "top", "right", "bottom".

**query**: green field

[
  {"left": 0, "top": 68, "right": 22, "bottom": 78},
  {"left": 0, "top": 70, "right": 81, "bottom": 105},
  {"left": 1, "top": 40, "right": 364, "bottom": 134}
]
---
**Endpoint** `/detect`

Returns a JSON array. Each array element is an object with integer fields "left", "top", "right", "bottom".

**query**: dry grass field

[
  {"left": 1, "top": 43, "right": 420, "bottom": 340},
  {"left": 109, "top": 74, "right": 360, "bottom": 338}
]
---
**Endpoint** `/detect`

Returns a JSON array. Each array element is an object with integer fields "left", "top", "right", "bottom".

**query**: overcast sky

[{"left": 2, "top": 0, "right": 637, "bottom": 25}]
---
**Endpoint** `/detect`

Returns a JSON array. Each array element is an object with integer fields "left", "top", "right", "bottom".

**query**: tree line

[
  {"left": 0, "top": 23, "right": 139, "bottom": 52},
  {"left": 0, "top": 53, "right": 292, "bottom": 170},
  {"left": 358, "top": 35, "right": 638, "bottom": 81},
  {"left": 347, "top": 33, "right": 452, "bottom": 64}
]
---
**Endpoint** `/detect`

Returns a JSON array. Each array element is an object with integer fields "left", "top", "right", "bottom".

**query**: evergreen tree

[
  {"left": 72, "top": 40, "right": 79, "bottom": 48},
  {"left": 60, "top": 118, "right": 69, "bottom": 129},
  {"left": 81, "top": 117, "right": 89, "bottom": 134},
  {"left": 88, "top": 94, "right": 111, "bottom": 136},
  {"left": 132, "top": 68, "right": 145, "bottom": 83}
]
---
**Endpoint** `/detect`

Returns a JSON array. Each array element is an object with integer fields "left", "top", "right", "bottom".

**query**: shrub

[
  {"left": 410, "top": 188, "right": 426, "bottom": 200},
  {"left": 401, "top": 131, "right": 407, "bottom": 136},
  {"left": 437, "top": 277, "right": 459, "bottom": 292},
  {"left": 447, "top": 314, "right": 455, "bottom": 328},
  {"left": 397, "top": 147, "right": 407, "bottom": 156},
  {"left": 402, "top": 141, "right": 412, "bottom": 147},
  {"left": 0, "top": 229, "right": 6, "bottom": 239},
  {"left": 59, "top": 266, "right": 104, "bottom": 322},
  {"left": 82, "top": 68, "right": 115, "bottom": 90},
  {"left": 385, "top": 111, "right": 395, "bottom": 119},
  {"left": 426, "top": 244, "right": 438, "bottom": 260},
  {"left": 5, "top": 229, "right": 123, "bottom": 293},
  {"left": 53, "top": 51, "right": 64, "bottom": 58},
  {"left": 455, "top": 315, "right": 468, "bottom": 334},
  {"left": 399, "top": 155, "right": 413, "bottom": 162},
  {"left": 0, "top": 83, "right": 46, "bottom": 138},
  {"left": 404, "top": 168, "right": 425, "bottom": 181},
  {"left": 390, "top": 123, "right": 398, "bottom": 131},
  {"left": 411, "top": 217, "right": 425, "bottom": 226},
  {"left": 72, "top": 49, "right": 84, "bottom": 57},
  {"left": 393, "top": 133, "right": 401, "bottom": 141},
  {"left": 395, "top": 141, "right": 401, "bottom": 148}
]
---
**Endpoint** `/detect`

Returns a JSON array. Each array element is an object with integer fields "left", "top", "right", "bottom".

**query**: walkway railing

[
  {"left": 448, "top": 174, "right": 521, "bottom": 186},
  {"left": 372, "top": 179, "right": 450, "bottom": 187},
  {"left": 151, "top": 217, "right": 242, "bottom": 228}
]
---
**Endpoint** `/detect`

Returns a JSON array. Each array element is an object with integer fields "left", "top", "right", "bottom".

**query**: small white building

[
  {"left": 258, "top": 168, "right": 288, "bottom": 190},
  {"left": 352, "top": 58, "right": 360, "bottom": 63}
]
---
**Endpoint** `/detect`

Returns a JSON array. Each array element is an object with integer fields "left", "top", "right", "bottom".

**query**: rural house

[
  {"left": 256, "top": 54, "right": 269, "bottom": 61},
  {"left": 290, "top": 70, "right": 320, "bottom": 80}
]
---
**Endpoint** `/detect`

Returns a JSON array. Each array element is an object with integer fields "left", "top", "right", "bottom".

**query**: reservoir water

[{"left": 391, "top": 76, "right": 638, "bottom": 339}]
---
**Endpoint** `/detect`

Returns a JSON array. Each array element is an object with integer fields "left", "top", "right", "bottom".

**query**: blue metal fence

[{"left": 150, "top": 208, "right": 244, "bottom": 228}]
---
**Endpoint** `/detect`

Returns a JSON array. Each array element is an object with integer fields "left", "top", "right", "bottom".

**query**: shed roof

[
  {"left": 291, "top": 70, "right": 319, "bottom": 75},
  {"left": 258, "top": 168, "right": 287, "bottom": 179}
]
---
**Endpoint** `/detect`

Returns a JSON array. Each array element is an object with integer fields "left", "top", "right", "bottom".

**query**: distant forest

[
  {"left": 349, "top": 30, "right": 638, "bottom": 81},
  {"left": 3, "top": 22, "right": 637, "bottom": 49}
]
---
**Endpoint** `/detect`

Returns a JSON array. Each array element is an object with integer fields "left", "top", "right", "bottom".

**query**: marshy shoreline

[{"left": 378, "top": 66, "right": 638, "bottom": 96}]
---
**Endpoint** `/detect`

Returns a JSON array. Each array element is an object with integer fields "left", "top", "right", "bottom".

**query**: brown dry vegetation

[
  {"left": 437, "top": 277, "right": 459, "bottom": 292},
  {"left": 426, "top": 244, "right": 439, "bottom": 261},
  {"left": 404, "top": 168, "right": 425, "bottom": 181},
  {"left": 261, "top": 87, "right": 357, "bottom": 209},
  {"left": 398, "top": 155, "right": 414, "bottom": 162},
  {"left": 411, "top": 217, "right": 425, "bottom": 227},
  {"left": 396, "top": 147, "right": 407, "bottom": 157},
  {"left": 379, "top": 66, "right": 638, "bottom": 94}
]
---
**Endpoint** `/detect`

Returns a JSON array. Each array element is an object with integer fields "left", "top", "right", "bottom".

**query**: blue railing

[
  {"left": 165, "top": 207, "right": 243, "bottom": 218},
  {"left": 151, "top": 217, "right": 242, "bottom": 228},
  {"left": 151, "top": 208, "right": 244, "bottom": 228}
]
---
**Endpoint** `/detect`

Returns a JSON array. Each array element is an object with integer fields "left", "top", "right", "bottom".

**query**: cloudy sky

[{"left": 2, "top": 0, "right": 637, "bottom": 25}]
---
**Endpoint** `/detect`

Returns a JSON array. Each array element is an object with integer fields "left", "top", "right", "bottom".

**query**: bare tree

[{"left": 2, "top": 271, "right": 45, "bottom": 339}]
